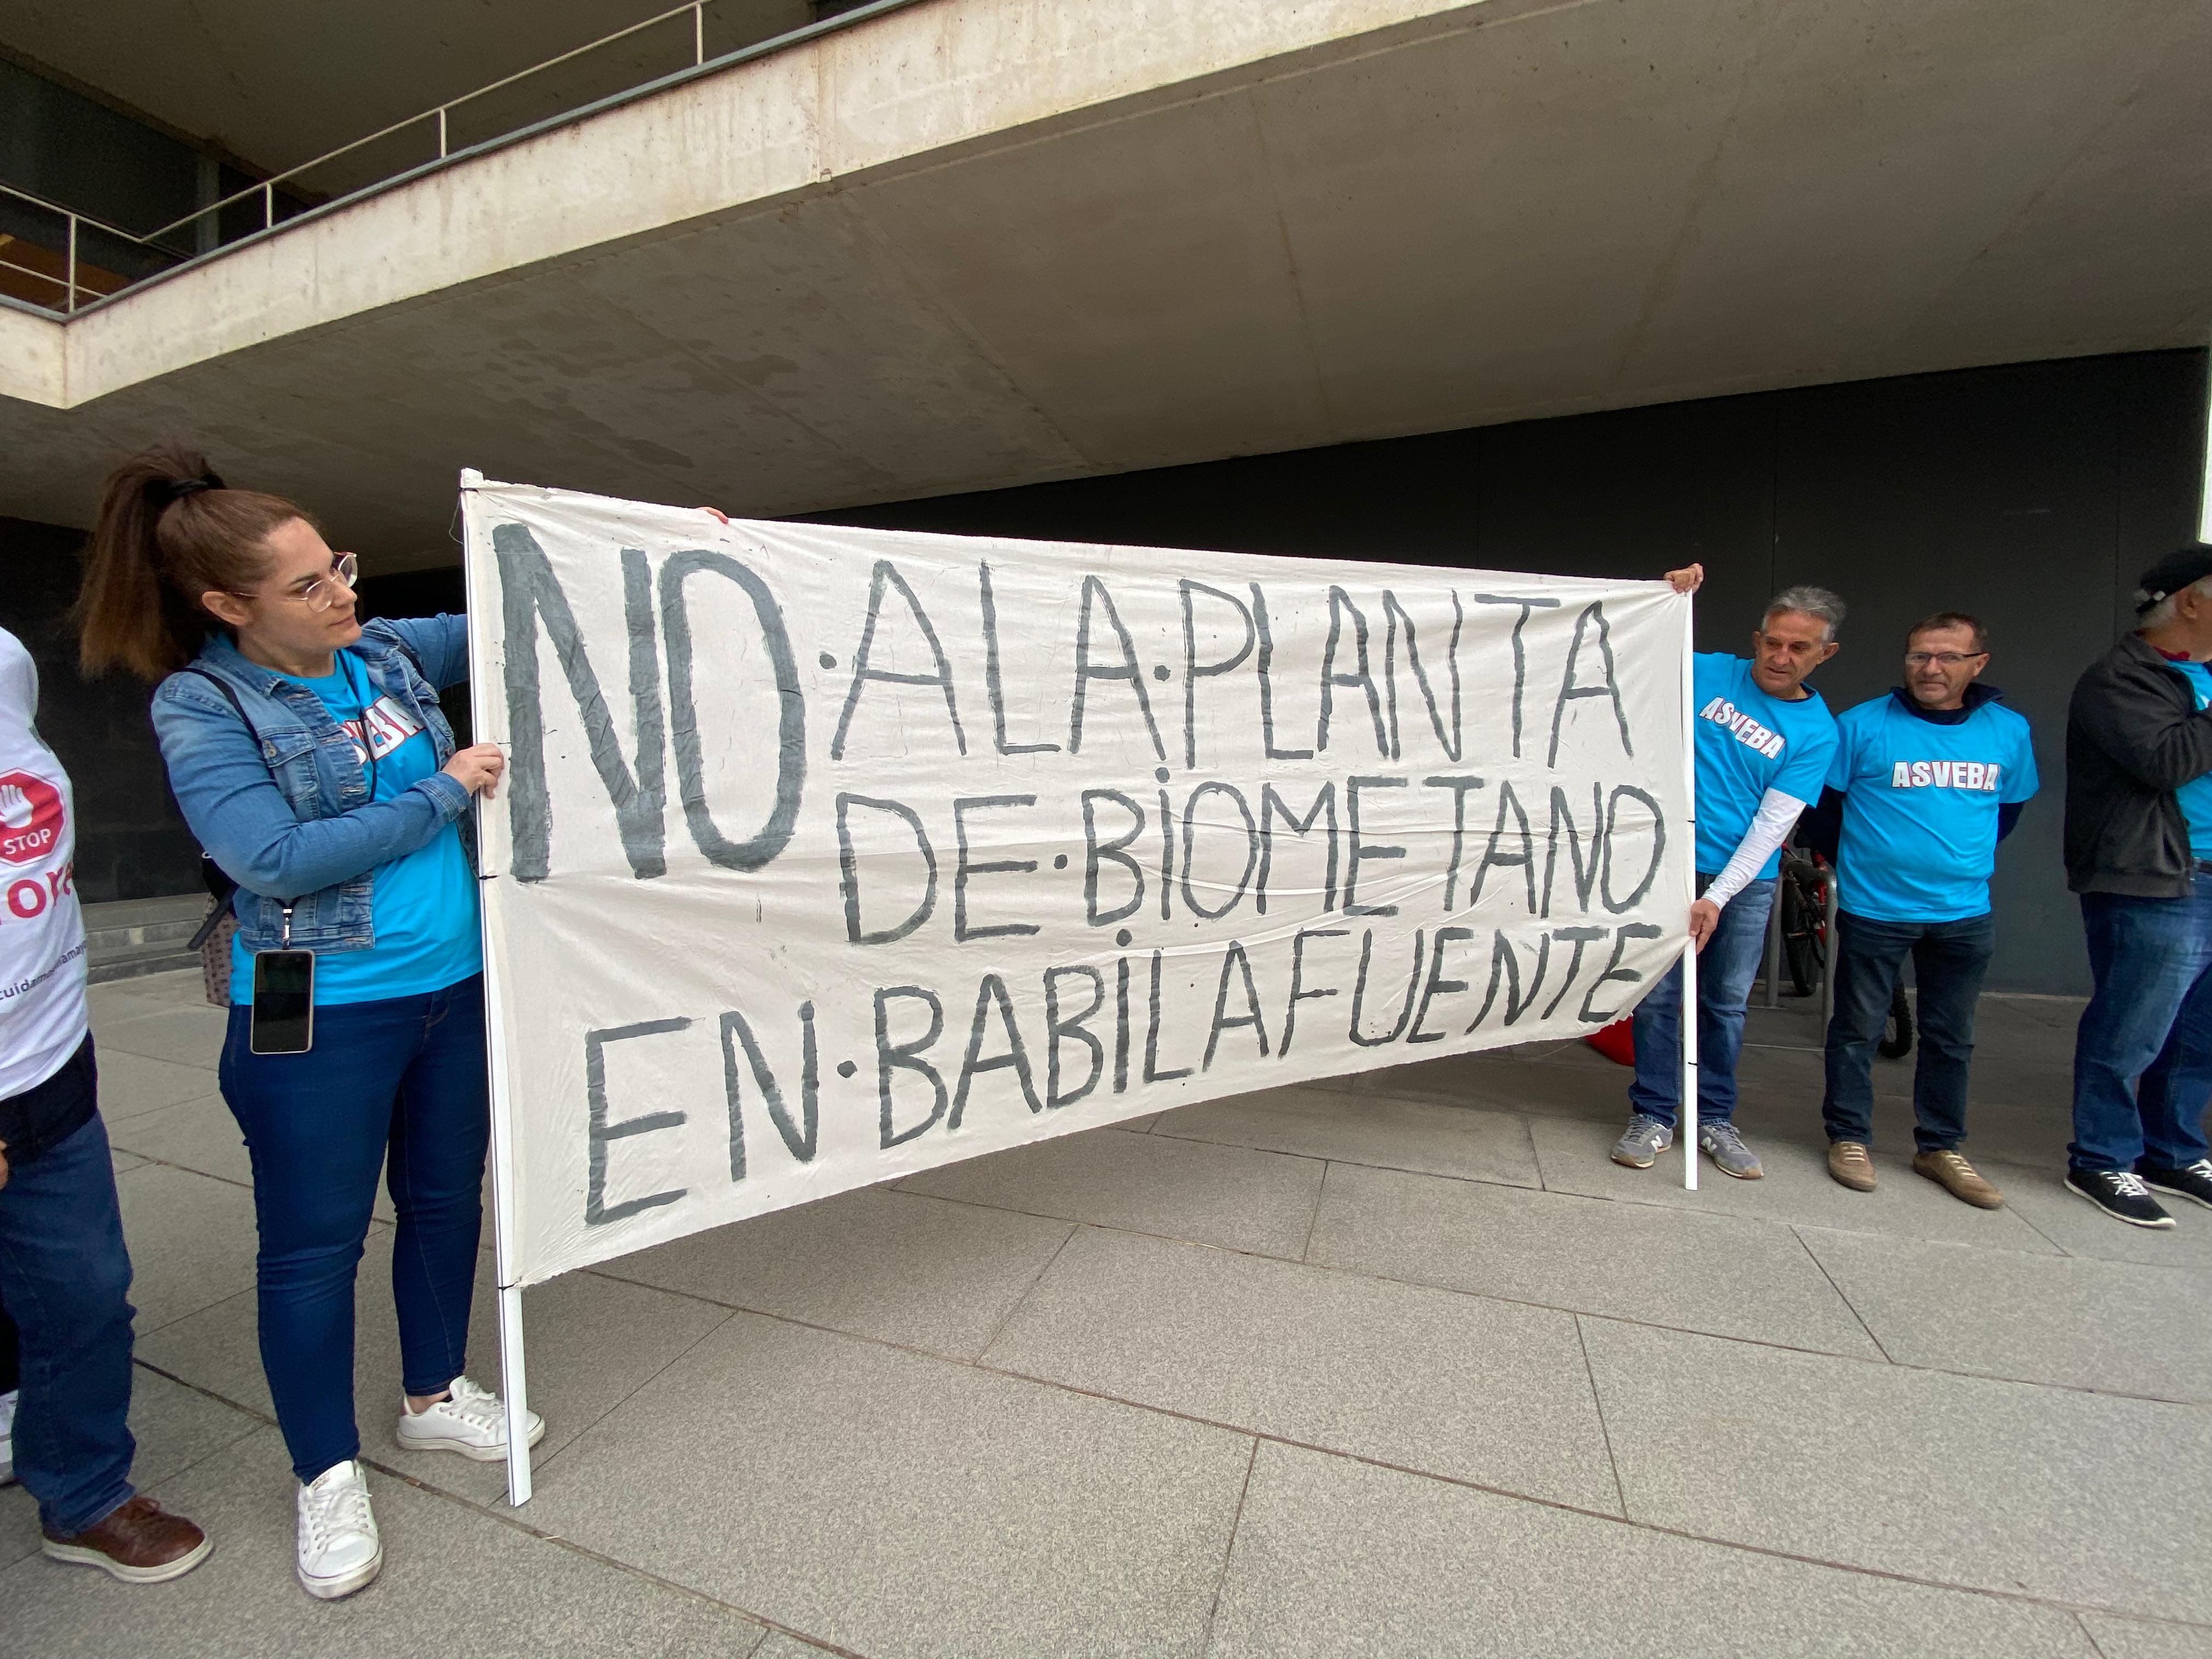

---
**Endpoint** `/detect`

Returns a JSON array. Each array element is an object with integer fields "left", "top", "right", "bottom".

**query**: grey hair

[
  {"left": 2137, "top": 574, "right": 2212, "bottom": 630},
  {"left": 1763, "top": 585, "right": 1847, "bottom": 642}
]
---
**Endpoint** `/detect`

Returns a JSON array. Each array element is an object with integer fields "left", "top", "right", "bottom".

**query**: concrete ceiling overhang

[{"left": 1, "top": 0, "right": 2208, "bottom": 572}]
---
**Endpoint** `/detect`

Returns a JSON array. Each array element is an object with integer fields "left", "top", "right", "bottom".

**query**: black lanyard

[{"left": 341, "top": 652, "right": 380, "bottom": 802}]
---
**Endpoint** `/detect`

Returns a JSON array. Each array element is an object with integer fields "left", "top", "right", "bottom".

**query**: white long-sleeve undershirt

[{"left": 1705, "top": 788, "right": 1808, "bottom": 908}]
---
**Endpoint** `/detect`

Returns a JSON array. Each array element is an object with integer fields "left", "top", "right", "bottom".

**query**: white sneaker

[
  {"left": 0, "top": 1388, "right": 17, "bottom": 1487},
  {"left": 393, "top": 1375, "right": 544, "bottom": 1463},
  {"left": 296, "top": 1459, "right": 381, "bottom": 1600}
]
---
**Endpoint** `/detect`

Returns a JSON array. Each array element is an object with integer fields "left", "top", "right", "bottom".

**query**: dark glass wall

[
  {"left": 0, "top": 515, "right": 200, "bottom": 902},
  {"left": 802, "top": 349, "right": 2210, "bottom": 996}
]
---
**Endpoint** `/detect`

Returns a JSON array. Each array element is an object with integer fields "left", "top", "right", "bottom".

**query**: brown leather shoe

[
  {"left": 1913, "top": 1149, "right": 2004, "bottom": 1210},
  {"left": 1826, "top": 1141, "right": 1876, "bottom": 1192},
  {"left": 42, "top": 1494, "right": 211, "bottom": 1583}
]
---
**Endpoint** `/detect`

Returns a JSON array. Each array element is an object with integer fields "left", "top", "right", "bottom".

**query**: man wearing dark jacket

[{"left": 2063, "top": 545, "right": 2212, "bottom": 1227}]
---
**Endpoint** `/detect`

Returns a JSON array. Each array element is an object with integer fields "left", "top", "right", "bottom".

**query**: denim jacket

[{"left": 150, "top": 616, "right": 473, "bottom": 954}]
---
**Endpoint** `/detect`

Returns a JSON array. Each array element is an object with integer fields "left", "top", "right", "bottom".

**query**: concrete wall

[{"left": 803, "top": 348, "right": 2212, "bottom": 997}]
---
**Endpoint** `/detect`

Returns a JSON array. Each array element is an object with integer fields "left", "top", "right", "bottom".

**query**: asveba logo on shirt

[
  {"left": 341, "top": 695, "right": 426, "bottom": 764},
  {"left": 1698, "top": 696, "right": 1785, "bottom": 760},
  {"left": 0, "top": 770, "right": 64, "bottom": 865},
  {"left": 1888, "top": 760, "right": 2001, "bottom": 792}
]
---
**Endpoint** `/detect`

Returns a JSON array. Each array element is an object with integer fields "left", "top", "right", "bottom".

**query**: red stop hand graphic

[{"left": 0, "top": 771, "right": 65, "bottom": 866}]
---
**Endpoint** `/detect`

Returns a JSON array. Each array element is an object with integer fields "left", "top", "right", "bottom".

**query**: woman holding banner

[{"left": 75, "top": 444, "right": 540, "bottom": 1602}]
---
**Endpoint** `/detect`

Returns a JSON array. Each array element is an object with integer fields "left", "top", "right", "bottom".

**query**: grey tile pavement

[
  {"left": 2078, "top": 1614, "right": 2212, "bottom": 1658},
  {"left": 522, "top": 1312, "right": 1255, "bottom": 1659},
  {"left": 136, "top": 1229, "right": 732, "bottom": 1505},
  {"left": 112, "top": 1162, "right": 262, "bottom": 1333},
  {"left": 1346, "top": 1049, "right": 1627, "bottom": 1122},
  {"left": 92, "top": 1046, "right": 221, "bottom": 1121},
  {"left": 0, "top": 1481, "right": 32, "bottom": 1572},
  {"left": 752, "top": 1639, "right": 845, "bottom": 1659},
  {"left": 1207, "top": 1441, "right": 2100, "bottom": 1658},
  {"left": 0, "top": 1369, "right": 262, "bottom": 1571},
  {"left": 983, "top": 1225, "right": 1620, "bottom": 1513},
  {"left": 88, "top": 1000, "right": 230, "bottom": 1066},
  {"left": 1148, "top": 1084, "right": 1543, "bottom": 1186},
  {"left": 107, "top": 1090, "right": 250, "bottom": 1188},
  {"left": 23, "top": 969, "right": 2206, "bottom": 1652},
  {"left": 1306, "top": 1160, "right": 1885, "bottom": 1357},
  {"left": 1798, "top": 1226, "right": 2212, "bottom": 1400},
  {"left": 0, "top": 1426, "right": 771, "bottom": 1658},
  {"left": 900, "top": 1124, "right": 1324, "bottom": 1257},
  {"left": 606, "top": 1184, "right": 1073, "bottom": 1359},
  {"left": 1581, "top": 1316, "right": 2212, "bottom": 1622},
  {"left": 1527, "top": 1113, "right": 2064, "bottom": 1250}
]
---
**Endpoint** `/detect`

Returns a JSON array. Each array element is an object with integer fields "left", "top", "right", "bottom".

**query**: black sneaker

[
  {"left": 2066, "top": 1168, "right": 2176, "bottom": 1229},
  {"left": 2139, "top": 1158, "right": 2212, "bottom": 1211}
]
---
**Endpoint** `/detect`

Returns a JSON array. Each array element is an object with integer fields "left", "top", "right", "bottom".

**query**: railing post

[
  {"left": 263, "top": 182, "right": 274, "bottom": 230},
  {"left": 438, "top": 107, "right": 449, "bottom": 159},
  {"left": 65, "top": 213, "right": 78, "bottom": 312},
  {"left": 694, "top": 2, "right": 704, "bottom": 64}
]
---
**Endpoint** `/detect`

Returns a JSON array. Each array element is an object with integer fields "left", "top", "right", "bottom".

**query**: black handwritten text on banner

[{"left": 463, "top": 482, "right": 1691, "bottom": 1285}]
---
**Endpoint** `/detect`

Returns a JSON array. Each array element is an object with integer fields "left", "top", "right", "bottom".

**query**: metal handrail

[
  {"left": 1, "top": 0, "right": 855, "bottom": 314},
  {"left": 138, "top": 0, "right": 720, "bottom": 247},
  {"left": 0, "top": 179, "right": 171, "bottom": 311}
]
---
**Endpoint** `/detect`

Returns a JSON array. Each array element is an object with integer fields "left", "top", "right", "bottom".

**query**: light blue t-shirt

[
  {"left": 2168, "top": 660, "right": 2212, "bottom": 860},
  {"left": 1828, "top": 692, "right": 2039, "bottom": 922},
  {"left": 1691, "top": 652, "right": 1838, "bottom": 877},
  {"left": 233, "top": 658, "right": 481, "bottom": 1005}
]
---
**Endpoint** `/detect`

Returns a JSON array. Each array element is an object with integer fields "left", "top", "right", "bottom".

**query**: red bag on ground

[{"left": 1583, "top": 1019, "right": 1635, "bottom": 1066}]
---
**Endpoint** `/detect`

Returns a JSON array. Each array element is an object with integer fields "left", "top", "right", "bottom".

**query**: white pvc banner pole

[
  {"left": 460, "top": 470, "right": 535, "bottom": 1506},
  {"left": 1680, "top": 591, "right": 1699, "bottom": 1192}
]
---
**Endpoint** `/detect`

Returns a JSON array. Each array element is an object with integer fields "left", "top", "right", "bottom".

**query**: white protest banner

[{"left": 461, "top": 478, "right": 1692, "bottom": 1295}]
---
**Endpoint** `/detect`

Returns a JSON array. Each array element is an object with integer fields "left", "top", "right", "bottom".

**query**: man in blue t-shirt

[
  {"left": 1615, "top": 571, "right": 1844, "bottom": 1181},
  {"left": 1802, "top": 613, "right": 2037, "bottom": 1207}
]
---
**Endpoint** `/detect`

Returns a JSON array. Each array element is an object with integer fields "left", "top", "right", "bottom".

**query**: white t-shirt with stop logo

[{"left": 0, "top": 628, "right": 87, "bottom": 1101}]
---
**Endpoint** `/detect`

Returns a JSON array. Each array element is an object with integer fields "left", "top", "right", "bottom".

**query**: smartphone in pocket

[{"left": 250, "top": 950, "right": 315, "bottom": 1054}]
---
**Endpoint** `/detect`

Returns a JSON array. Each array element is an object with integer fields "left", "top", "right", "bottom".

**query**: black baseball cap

[{"left": 2135, "top": 544, "right": 2212, "bottom": 614}]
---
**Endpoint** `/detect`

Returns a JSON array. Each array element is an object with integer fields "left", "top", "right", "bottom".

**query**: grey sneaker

[
  {"left": 1698, "top": 1121, "right": 1764, "bottom": 1180},
  {"left": 1611, "top": 1114, "right": 1674, "bottom": 1169}
]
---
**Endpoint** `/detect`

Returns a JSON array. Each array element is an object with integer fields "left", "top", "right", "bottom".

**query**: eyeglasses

[
  {"left": 1904, "top": 650, "right": 1987, "bottom": 667},
  {"left": 289, "top": 552, "right": 359, "bottom": 613}
]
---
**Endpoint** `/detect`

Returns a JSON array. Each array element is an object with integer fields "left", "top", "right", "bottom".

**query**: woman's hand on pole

[{"left": 442, "top": 743, "right": 507, "bottom": 800}]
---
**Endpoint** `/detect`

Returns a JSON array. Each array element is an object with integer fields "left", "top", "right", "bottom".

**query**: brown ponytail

[{"left": 75, "top": 442, "right": 318, "bottom": 681}]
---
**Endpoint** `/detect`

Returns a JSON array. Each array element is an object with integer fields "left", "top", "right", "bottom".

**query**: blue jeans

[
  {"left": 2071, "top": 882, "right": 2212, "bottom": 1173},
  {"left": 1629, "top": 876, "right": 1776, "bottom": 1128},
  {"left": 1821, "top": 910, "right": 1993, "bottom": 1153},
  {"left": 0, "top": 1045, "right": 139, "bottom": 1536},
  {"left": 220, "top": 975, "right": 488, "bottom": 1483}
]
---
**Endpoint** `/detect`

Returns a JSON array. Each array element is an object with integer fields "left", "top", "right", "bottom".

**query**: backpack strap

[
  {"left": 180, "top": 665, "right": 261, "bottom": 746},
  {"left": 178, "top": 667, "right": 255, "bottom": 935}
]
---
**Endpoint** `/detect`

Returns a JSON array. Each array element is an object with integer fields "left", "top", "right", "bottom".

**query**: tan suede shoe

[
  {"left": 1826, "top": 1141, "right": 1876, "bottom": 1192},
  {"left": 42, "top": 1495, "right": 211, "bottom": 1584},
  {"left": 1912, "top": 1149, "right": 2004, "bottom": 1209}
]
